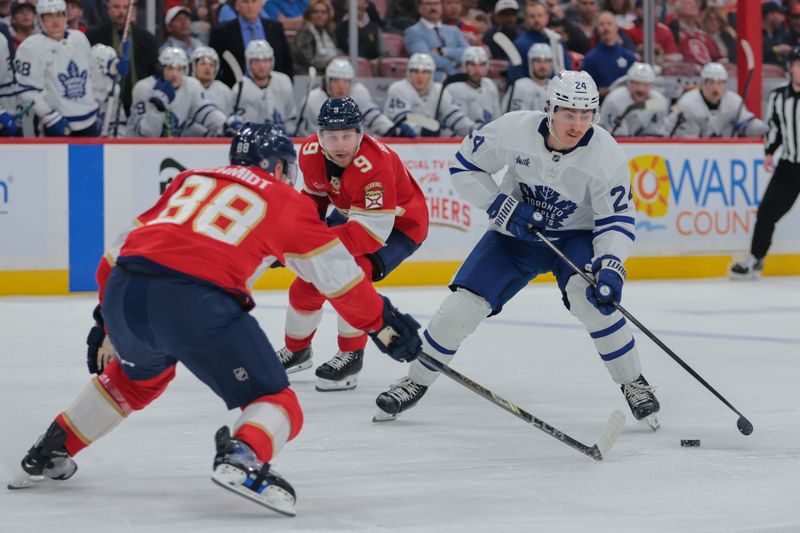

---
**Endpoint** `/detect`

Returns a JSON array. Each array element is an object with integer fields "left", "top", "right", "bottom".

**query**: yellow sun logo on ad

[{"left": 629, "top": 154, "right": 670, "bottom": 218}]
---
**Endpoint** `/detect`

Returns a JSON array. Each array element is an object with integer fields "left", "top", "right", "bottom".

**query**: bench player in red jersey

[
  {"left": 277, "top": 97, "right": 430, "bottom": 392},
  {"left": 7, "top": 123, "right": 422, "bottom": 516}
]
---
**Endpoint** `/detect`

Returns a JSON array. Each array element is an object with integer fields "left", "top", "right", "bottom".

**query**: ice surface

[{"left": 2, "top": 278, "right": 799, "bottom": 532}]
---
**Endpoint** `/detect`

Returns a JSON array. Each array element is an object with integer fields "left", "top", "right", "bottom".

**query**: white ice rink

[{"left": 2, "top": 278, "right": 799, "bottom": 532}]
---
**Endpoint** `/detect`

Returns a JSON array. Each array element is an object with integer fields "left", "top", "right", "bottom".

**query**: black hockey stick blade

[{"left": 417, "top": 352, "right": 625, "bottom": 460}]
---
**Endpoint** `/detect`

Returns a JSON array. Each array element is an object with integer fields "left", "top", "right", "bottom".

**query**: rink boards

[{"left": 1, "top": 137, "right": 799, "bottom": 295}]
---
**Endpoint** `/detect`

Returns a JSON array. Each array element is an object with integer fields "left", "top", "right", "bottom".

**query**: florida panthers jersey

[
  {"left": 15, "top": 31, "right": 99, "bottom": 132},
  {"left": 98, "top": 165, "right": 385, "bottom": 331},
  {"left": 444, "top": 79, "right": 502, "bottom": 129},
  {"left": 300, "top": 83, "right": 393, "bottom": 137},
  {"left": 665, "top": 88, "right": 766, "bottom": 138},
  {"left": 502, "top": 78, "right": 548, "bottom": 113},
  {"left": 129, "top": 75, "right": 226, "bottom": 137},
  {"left": 299, "top": 133, "right": 429, "bottom": 257},
  {"left": 449, "top": 110, "right": 636, "bottom": 264},
  {"left": 384, "top": 78, "right": 474, "bottom": 137},
  {"left": 598, "top": 86, "right": 668, "bottom": 137},
  {"left": 201, "top": 79, "right": 234, "bottom": 117},
  {"left": 232, "top": 73, "right": 297, "bottom": 133}
]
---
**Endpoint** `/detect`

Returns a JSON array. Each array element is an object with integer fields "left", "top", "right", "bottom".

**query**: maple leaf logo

[{"left": 58, "top": 60, "right": 88, "bottom": 100}]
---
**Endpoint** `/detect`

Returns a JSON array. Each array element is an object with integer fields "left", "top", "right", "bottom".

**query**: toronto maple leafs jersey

[
  {"left": 0, "top": 31, "right": 16, "bottom": 113},
  {"left": 384, "top": 78, "right": 475, "bottom": 137},
  {"left": 15, "top": 31, "right": 99, "bottom": 132},
  {"left": 90, "top": 59, "right": 127, "bottom": 136},
  {"left": 598, "top": 86, "right": 668, "bottom": 137},
  {"left": 502, "top": 78, "right": 548, "bottom": 113},
  {"left": 449, "top": 110, "right": 636, "bottom": 264},
  {"left": 664, "top": 88, "right": 766, "bottom": 138},
  {"left": 300, "top": 82, "right": 393, "bottom": 137},
  {"left": 232, "top": 73, "right": 297, "bottom": 133},
  {"left": 201, "top": 79, "right": 234, "bottom": 117},
  {"left": 444, "top": 79, "right": 502, "bottom": 129},
  {"left": 129, "top": 75, "right": 226, "bottom": 137}
]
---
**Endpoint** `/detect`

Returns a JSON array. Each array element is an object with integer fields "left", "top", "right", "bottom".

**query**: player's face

[
  {"left": 41, "top": 11, "right": 67, "bottom": 39},
  {"left": 193, "top": 58, "right": 216, "bottom": 84},
  {"left": 319, "top": 129, "right": 361, "bottom": 167},
  {"left": 531, "top": 58, "right": 552, "bottom": 80},
  {"left": 628, "top": 80, "right": 651, "bottom": 103},
  {"left": 549, "top": 107, "right": 594, "bottom": 150},
  {"left": 328, "top": 78, "right": 351, "bottom": 98},
  {"left": 410, "top": 69, "right": 432, "bottom": 93},
  {"left": 701, "top": 79, "right": 725, "bottom": 105},
  {"left": 465, "top": 62, "right": 487, "bottom": 84},
  {"left": 163, "top": 65, "right": 185, "bottom": 88},
  {"left": 249, "top": 57, "right": 273, "bottom": 81}
]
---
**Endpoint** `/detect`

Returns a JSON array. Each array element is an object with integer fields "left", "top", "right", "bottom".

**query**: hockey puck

[{"left": 680, "top": 439, "right": 701, "bottom": 447}]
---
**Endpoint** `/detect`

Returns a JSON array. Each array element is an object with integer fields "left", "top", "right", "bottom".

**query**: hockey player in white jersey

[
  {"left": 502, "top": 43, "right": 552, "bottom": 113},
  {"left": 599, "top": 62, "right": 668, "bottom": 137},
  {"left": 90, "top": 44, "right": 127, "bottom": 136},
  {"left": 0, "top": 31, "right": 18, "bottom": 136},
  {"left": 128, "top": 47, "right": 227, "bottom": 137},
  {"left": 374, "top": 70, "right": 661, "bottom": 428},
  {"left": 230, "top": 40, "right": 297, "bottom": 133},
  {"left": 384, "top": 52, "right": 475, "bottom": 137},
  {"left": 444, "top": 47, "right": 501, "bottom": 128},
  {"left": 665, "top": 62, "right": 766, "bottom": 138},
  {"left": 191, "top": 47, "right": 233, "bottom": 117},
  {"left": 15, "top": 0, "right": 100, "bottom": 136},
  {"left": 298, "top": 57, "right": 405, "bottom": 137}
]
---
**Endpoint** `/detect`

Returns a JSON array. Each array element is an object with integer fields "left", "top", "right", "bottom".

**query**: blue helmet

[
  {"left": 229, "top": 122, "right": 297, "bottom": 185},
  {"left": 317, "top": 97, "right": 363, "bottom": 133}
]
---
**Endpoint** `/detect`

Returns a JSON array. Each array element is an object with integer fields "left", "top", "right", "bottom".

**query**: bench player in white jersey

[
  {"left": 298, "top": 57, "right": 405, "bottom": 137},
  {"left": 384, "top": 52, "right": 475, "bottom": 137},
  {"left": 0, "top": 31, "right": 18, "bottom": 136},
  {"left": 502, "top": 43, "right": 553, "bottom": 113},
  {"left": 665, "top": 62, "right": 766, "bottom": 138},
  {"left": 374, "top": 70, "right": 661, "bottom": 429},
  {"left": 599, "top": 62, "right": 668, "bottom": 137},
  {"left": 15, "top": 0, "right": 100, "bottom": 136},
  {"left": 90, "top": 44, "right": 127, "bottom": 136},
  {"left": 129, "top": 47, "right": 227, "bottom": 137},
  {"left": 444, "top": 46, "right": 501, "bottom": 129},
  {"left": 230, "top": 40, "right": 297, "bottom": 133},
  {"left": 191, "top": 47, "right": 233, "bottom": 117}
]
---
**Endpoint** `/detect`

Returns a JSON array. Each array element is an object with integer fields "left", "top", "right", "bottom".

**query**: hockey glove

[
  {"left": 0, "top": 110, "right": 17, "bottom": 136},
  {"left": 117, "top": 40, "right": 131, "bottom": 78},
  {"left": 42, "top": 111, "right": 71, "bottom": 137},
  {"left": 397, "top": 122, "right": 417, "bottom": 138},
  {"left": 585, "top": 256, "right": 626, "bottom": 316},
  {"left": 486, "top": 193, "right": 545, "bottom": 241},
  {"left": 86, "top": 304, "right": 117, "bottom": 374},
  {"left": 420, "top": 127, "right": 438, "bottom": 137},
  {"left": 369, "top": 296, "right": 422, "bottom": 362},
  {"left": 149, "top": 78, "right": 176, "bottom": 112},
  {"left": 224, "top": 115, "right": 244, "bottom": 136}
]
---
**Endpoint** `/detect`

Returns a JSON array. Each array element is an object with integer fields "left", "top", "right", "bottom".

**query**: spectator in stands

[
  {"left": 9, "top": 0, "right": 36, "bottom": 51},
  {"left": 548, "top": 11, "right": 589, "bottom": 55},
  {"left": 66, "top": 0, "right": 87, "bottom": 32},
  {"left": 218, "top": 0, "right": 306, "bottom": 31},
  {"left": 292, "top": 0, "right": 341, "bottom": 72},
  {"left": 442, "top": 0, "right": 481, "bottom": 45},
  {"left": 700, "top": 5, "right": 735, "bottom": 64},
  {"left": 88, "top": 0, "right": 160, "bottom": 114},
  {"left": 161, "top": 6, "right": 204, "bottom": 56},
  {"left": 788, "top": 5, "right": 800, "bottom": 48},
  {"left": 484, "top": 0, "right": 521, "bottom": 62},
  {"left": 336, "top": 0, "right": 384, "bottom": 59},
  {"left": 667, "top": 0, "right": 722, "bottom": 65},
  {"left": 763, "top": 2, "right": 791, "bottom": 66},
  {"left": 568, "top": 0, "right": 598, "bottom": 43},
  {"left": 513, "top": 0, "right": 571, "bottom": 81},
  {"left": 404, "top": 0, "right": 469, "bottom": 80},
  {"left": 465, "top": 8, "right": 489, "bottom": 37},
  {"left": 330, "top": 0, "right": 382, "bottom": 25},
  {"left": 385, "top": 0, "right": 418, "bottom": 34},
  {"left": 624, "top": 0, "right": 680, "bottom": 64},
  {"left": 580, "top": 11, "right": 636, "bottom": 98},
  {"left": 210, "top": 0, "right": 294, "bottom": 86},
  {"left": 0, "top": 0, "right": 11, "bottom": 24},
  {"left": 603, "top": 0, "right": 634, "bottom": 31}
]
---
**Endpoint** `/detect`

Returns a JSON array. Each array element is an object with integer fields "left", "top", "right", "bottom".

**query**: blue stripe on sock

[
  {"left": 599, "top": 338, "right": 635, "bottom": 361},
  {"left": 423, "top": 330, "right": 456, "bottom": 355},
  {"left": 590, "top": 317, "right": 626, "bottom": 339}
]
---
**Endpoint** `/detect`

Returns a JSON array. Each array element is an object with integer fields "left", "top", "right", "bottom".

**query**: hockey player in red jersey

[
  {"left": 277, "top": 97, "right": 429, "bottom": 392},
  {"left": 7, "top": 123, "right": 422, "bottom": 516}
]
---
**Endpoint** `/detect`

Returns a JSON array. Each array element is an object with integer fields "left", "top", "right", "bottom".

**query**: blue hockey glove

[
  {"left": 368, "top": 296, "right": 422, "bottom": 362},
  {"left": 486, "top": 193, "right": 545, "bottom": 241},
  {"left": 224, "top": 115, "right": 244, "bottom": 136},
  {"left": 420, "top": 126, "right": 438, "bottom": 137},
  {"left": 149, "top": 78, "right": 175, "bottom": 112},
  {"left": 117, "top": 40, "right": 131, "bottom": 78},
  {"left": 0, "top": 110, "right": 17, "bottom": 136},
  {"left": 42, "top": 112, "right": 71, "bottom": 137},
  {"left": 398, "top": 122, "right": 417, "bottom": 138},
  {"left": 585, "top": 256, "right": 626, "bottom": 316}
]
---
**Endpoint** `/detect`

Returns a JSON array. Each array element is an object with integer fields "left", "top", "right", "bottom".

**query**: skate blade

[
  {"left": 285, "top": 360, "right": 312, "bottom": 375},
  {"left": 211, "top": 464, "right": 296, "bottom": 517},
  {"left": 7, "top": 471, "right": 44, "bottom": 490},
  {"left": 372, "top": 409, "right": 399, "bottom": 423},
  {"left": 315, "top": 376, "right": 357, "bottom": 392},
  {"left": 729, "top": 271, "right": 761, "bottom": 281}
]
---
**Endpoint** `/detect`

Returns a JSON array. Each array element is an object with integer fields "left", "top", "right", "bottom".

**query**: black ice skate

[
  {"left": 314, "top": 349, "right": 363, "bottom": 391},
  {"left": 373, "top": 376, "right": 429, "bottom": 422},
  {"left": 211, "top": 426, "right": 296, "bottom": 516},
  {"left": 277, "top": 346, "right": 313, "bottom": 375},
  {"left": 729, "top": 256, "right": 764, "bottom": 280},
  {"left": 621, "top": 375, "right": 660, "bottom": 431},
  {"left": 8, "top": 422, "right": 77, "bottom": 490}
]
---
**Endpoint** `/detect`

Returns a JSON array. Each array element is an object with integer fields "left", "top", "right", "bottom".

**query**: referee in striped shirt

[{"left": 731, "top": 46, "right": 800, "bottom": 279}]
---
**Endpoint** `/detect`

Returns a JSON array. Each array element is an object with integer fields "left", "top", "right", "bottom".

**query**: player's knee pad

[
  {"left": 423, "top": 288, "right": 492, "bottom": 355},
  {"left": 288, "top": 277, "right": 326, "bottom": 313},
  {"left": 233, "top": 387, "right": 304, "bottom": 463}
]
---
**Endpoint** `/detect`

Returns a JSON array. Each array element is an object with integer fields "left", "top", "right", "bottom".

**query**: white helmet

[
  {"left": 627, "top": 62, "right": 655, "bottom": 84},
  {"left": 245, "top": 39, "right": 274, "bottom": 62},
  {"left": 158, "top": 46, "right": 189, "bottom": 70},
  {"left": 191, "top": 46, "right": 220, "bottom": 76},
  {"left": 408, "top": 52, "right": 436, "bottom": 72},
  {"left": 325, "top": 57, "right": 355, "bottom": 81},
  {"left": 701, "top": 62, "right": 728, "bottom": 81},
  {"left": 546, "top": 70, "right": 600, "bottom": 128},
  {"left": 37, "top": 0, "right": 66, "bottom": 15},
  {"left": 462, "top": 46, "right": 488, "bottom": 65},
  {"left": 91, "top": 44, "right": 118, "bottom": 77},
  {"left": 528, "top": 43, "right": 553, "bottom": 62}
]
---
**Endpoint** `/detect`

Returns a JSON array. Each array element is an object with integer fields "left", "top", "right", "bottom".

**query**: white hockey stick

[
  {"left": 223, "top": 50, "right": 246, "bottom": 116},
  {"left": 390, "top": 112, "right": 441, "bottom": 136},
  {"left": 106, "top": 0, "right": 136, "bottom": 138},
  {"left": 294, "top": 66, "right": 317, "bottom": 137},
  {"left": 491, "top": 32, "right": 522, "bottom": 67}
]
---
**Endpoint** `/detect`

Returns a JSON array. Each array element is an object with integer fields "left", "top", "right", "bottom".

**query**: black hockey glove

[
  {"left": 369, "top": 296, "right": 422, "bottom": 362},
  {"left": 86, "top": 304, "right": 117, "bottom": 374}
]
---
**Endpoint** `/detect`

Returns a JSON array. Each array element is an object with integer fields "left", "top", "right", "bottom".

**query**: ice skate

[
  {"left": 314, "top": 349, "right": 363, "bottom": 391},
  {"left": 8, "top": 422, "right": 77, "bottom": 490},
  {"left": 277, "top": 346, "right": 313, "bottom": 375},
  {"left": 729, "top": 255, "right": 763, "bottom": 280},
  {"left": 373, "top": 376, "right": 429, "bottom": 422},
  {"left": 211, "top": 426, "right": 296, "bottom": 516},
  {"left": 621, "top": 375, "right": 660, "bottom": 431}
]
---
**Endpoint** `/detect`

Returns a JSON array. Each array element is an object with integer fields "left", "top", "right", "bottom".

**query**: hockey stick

[
  {"left": 107, "top": 0, "right": 136, "bottom": 137},
  {"left": 432, "top": 72, "right": 469, "bottom": 134},
  {"left": 388, "top": 112, "right": 441, "bottom": 136},
  {"left": 222, "top": 50, "right": 246, "bottom": 116},
  {"left": 609, "top": 99, "right": 664, "bottom": 136},
  {"left": 529, "top": 228, "right": 754, "bottom": 436},
  {"left": 667, "top": 111, "right": 684, "bottom": 138},
  {"left": 293, "top": 66, "right": 317, "bottom": 137},
  {"left": 732, "top": 39, "right": 755, "bottom": 137},
  {"left": 417, "top": 352, "right": 625, "bottom": 460},
  {"left": 491, "top": 32, "right": 525, "bottom": 113}
]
